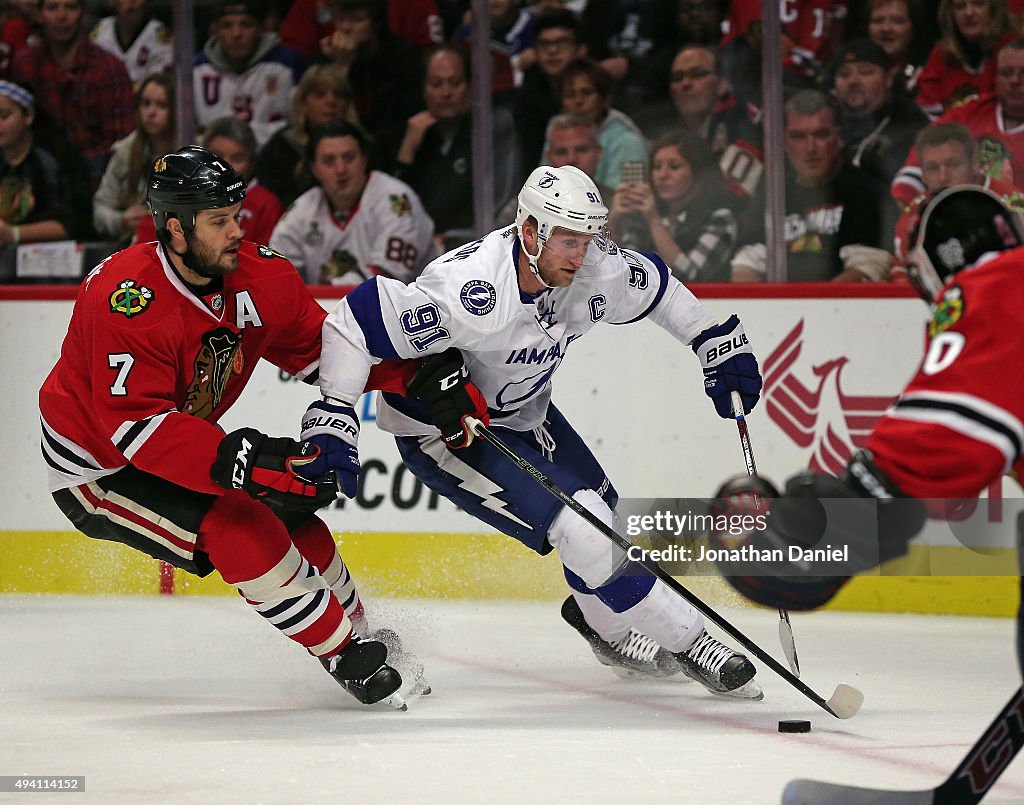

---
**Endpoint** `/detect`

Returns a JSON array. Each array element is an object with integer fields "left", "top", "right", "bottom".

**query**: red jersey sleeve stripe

[{"left": 887, "top": 391, "right": 1023, "bottom": 469}]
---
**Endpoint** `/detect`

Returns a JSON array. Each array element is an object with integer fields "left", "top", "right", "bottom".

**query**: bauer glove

[
  {"left": 299, "top": 400, "right": 361, "bottom": 498},
  {"left": 211, "top": 427, "right": 340, "bottom": 510},
  {"left": 408, "top": 347, "right": 490, "bottom": 449},
  {"left": 691, "top": 314, "right": 762, "bottom": 418}
]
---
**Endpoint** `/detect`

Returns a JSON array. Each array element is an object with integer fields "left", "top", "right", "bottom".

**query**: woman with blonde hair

[
  {"left": 915, "top": 0, "right": 1017, "bottom": 118},
  {"left": 255, "top": 62, "right": 362, "bottom": 207},
  {"left": 92, "top": 71, "right": 175, "bottom": 242}
]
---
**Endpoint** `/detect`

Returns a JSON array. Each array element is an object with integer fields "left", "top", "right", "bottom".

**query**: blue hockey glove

[
  {"left": 299, "top": 400, "right": 361, "bottom": 498},
  {"left": 691, "top": 314, "right": 762, "bottom": 418}
]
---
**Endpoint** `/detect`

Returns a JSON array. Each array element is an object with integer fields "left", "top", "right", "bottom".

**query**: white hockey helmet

[
  {"left": 515, "top": 166, "right": 608, "bottom": 286},
  {"left": 515, "top": 165, "right": 609, "bottom": 242}
]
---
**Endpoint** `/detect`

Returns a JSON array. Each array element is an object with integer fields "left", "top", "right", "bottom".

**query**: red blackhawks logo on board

[{"left": 762, "top": 319, "right": 897, "bottom": 476}]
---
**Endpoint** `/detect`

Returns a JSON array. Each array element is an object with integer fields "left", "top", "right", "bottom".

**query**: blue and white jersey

[{"left": 320, "top": 225, "right": 718, "bottom": 433}]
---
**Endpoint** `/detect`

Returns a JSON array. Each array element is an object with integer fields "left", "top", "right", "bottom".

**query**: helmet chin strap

[{"left": 518, "top": 230, "right": 556, "bottom": 290}]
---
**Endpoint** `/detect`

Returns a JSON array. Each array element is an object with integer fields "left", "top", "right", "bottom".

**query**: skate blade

[
  {"left": 713, "top": 679, "right": 764, "bottom": 701},
  {"left": 381, "top": 690, "right": 408, "bottom": 711},
  {"left": 610, "top": 666, "right": 690, "bottom": 683}
]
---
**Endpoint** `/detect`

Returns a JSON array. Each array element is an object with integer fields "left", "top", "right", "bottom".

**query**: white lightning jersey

[
  {"left": 320, "top": 226, "right": 719, "bottom": 433},
  {"left": 269, "top": 171, "right": 437, "bottom": 285},
  {"left": 90, "top": 17, "right": 173, "bottom": 85}
]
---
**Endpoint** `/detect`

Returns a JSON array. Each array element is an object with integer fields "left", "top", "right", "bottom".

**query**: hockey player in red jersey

[
  {"left": 710, "top": 184, "right": 1024, "bottom": 675},
  {"left": 39, "top": 145, "right": 418, "bottom": 709}
]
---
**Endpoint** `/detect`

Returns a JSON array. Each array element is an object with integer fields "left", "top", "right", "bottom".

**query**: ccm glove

[
  {"left": 408, "top": 348, "right": 490, "bottom": 449},
  {"left": 299, "top": 400, "right": 361, "bottom": 498},
  {"left": 691, "top": 314, "right": 762, "bottom": 418},
  {"left": 211, "top": 427, "right": 339, "bottom": 511}
]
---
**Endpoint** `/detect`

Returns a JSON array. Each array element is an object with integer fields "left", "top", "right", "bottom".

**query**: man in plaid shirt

[{"left": 12, "top": 0, "right": 133, "bottom": 187}]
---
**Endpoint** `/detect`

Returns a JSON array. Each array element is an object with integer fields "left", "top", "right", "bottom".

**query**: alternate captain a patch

[
  {"left": 109, "top": 280, "right": 153, "bottom": 318},
  {"left": 929, "top": 285, "right": 964, "bottom": 337},
  {"left": 460, "top": 279, "right": 496, "bottom": 316}
]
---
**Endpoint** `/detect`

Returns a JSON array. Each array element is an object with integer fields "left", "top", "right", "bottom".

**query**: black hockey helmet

[
  {"left": 909, "top": 184, "right": 1024, "bottom": 302},
  {"left": 146, "top": 145, "right": 246, "bottom": 244}
]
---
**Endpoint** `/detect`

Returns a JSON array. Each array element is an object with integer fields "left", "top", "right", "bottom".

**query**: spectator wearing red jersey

[
  {"left": 11, "top": 0, "right": 134, "bottom": 187},
  {"left": 279, "top": 0, "right": 442, "bottom": 55},
  {"left": 0, "top": 2, "right": 33, "bottom": 79},
  {"left": 891, "top": 121, "right": 1024, "bottom": 277},
  {"left": 723, "top": 0, "right": 846, "bottom": 102},
  {"left": 893, "top": 36, "right": 1024, "bottom": 205},
  {"left": 915, "top": 0, "right": 1017, "bottom": 119}
]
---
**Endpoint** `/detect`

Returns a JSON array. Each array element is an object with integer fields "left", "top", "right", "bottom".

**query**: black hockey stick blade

[
  {"left": 465, "top": 417, "right": 863, "bottom": 720},
  {"left": 782, "top": 686, "right": 1024, "bottom": 804}
]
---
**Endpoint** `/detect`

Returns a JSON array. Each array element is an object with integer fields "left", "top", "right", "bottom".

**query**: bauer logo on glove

[{"left": 691, "top": 314, "right": 763, "bottom": 418}]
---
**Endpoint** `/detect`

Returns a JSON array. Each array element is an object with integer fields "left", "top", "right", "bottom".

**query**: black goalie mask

[{"left": 908, "top": 185, "right": 1024, "bottom": 302}]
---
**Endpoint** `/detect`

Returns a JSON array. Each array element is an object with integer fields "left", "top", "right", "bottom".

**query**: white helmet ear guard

[{"left": 515, "top": 165, "right": 609, "bottom": 285}]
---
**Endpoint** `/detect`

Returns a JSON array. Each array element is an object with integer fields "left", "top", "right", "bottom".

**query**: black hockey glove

[
  {"left": 211, "top": 427, "right": 340, "bottom": 511},
  {"left": 408, "top": 348, "right": 490, "bottom": 449},
  {"left": 708, "top": 451, "right": 927, "bottom": 611},
  {"left": 691, "top": 314, "right": 762, "bottom": 417}
]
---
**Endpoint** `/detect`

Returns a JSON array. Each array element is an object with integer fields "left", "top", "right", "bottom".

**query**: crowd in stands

[{"left": 4, "top": 0, "right": 1024, "bottom": 283}]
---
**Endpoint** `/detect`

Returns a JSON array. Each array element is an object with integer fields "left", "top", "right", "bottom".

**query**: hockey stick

[
  {"left": 730, "top": 391, "right": 801, "bottom": 678},
  {"left": 782, "top": 686, "right": 1024, "bottom": 804},
  {"left": 465, "top": 416, "right": 864, "bottom": 720}
]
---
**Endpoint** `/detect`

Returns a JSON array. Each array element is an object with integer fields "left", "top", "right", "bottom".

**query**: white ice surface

[{"left": 2, "top": 596, "right": 1023, "bottom": 805}]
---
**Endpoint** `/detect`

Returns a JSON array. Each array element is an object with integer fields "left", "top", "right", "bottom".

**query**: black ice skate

[
  {"left": 367, "top": 627, "right": 432, "bottom": 697},
  {"left": 320, "top": 635, "right": 407, "bottom": 710},
  {"left": 561, "top": 596, "right": 683, "bottom": 681},
  {"left": 673, "top": 629, "right": 763, "bottom": 700}
]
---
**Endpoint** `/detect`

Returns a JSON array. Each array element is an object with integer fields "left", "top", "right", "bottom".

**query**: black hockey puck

[{"left": 778, "top": 720, "right": 811, "bottom": 733}]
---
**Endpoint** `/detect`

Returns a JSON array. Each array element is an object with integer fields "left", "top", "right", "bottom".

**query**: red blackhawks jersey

[
  {"left": 868, "top": 249, "right": 1024, "bottom": 500},
  {"left": 39, "top": 241, "right": 412, "bottom": 495},
  {"left": 726, "top": 0, "right": 844, "bottom": 80},
  {"left": 914, "top": 35, "right": 1014, "bottom": 120},
  {"left": 891, "top": 94, "right": 1024, "bottom": 206}
]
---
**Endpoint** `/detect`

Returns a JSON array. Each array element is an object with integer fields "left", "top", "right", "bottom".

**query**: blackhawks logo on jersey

[
  {"left": 183, "top": 327, "right": 244, "bottom": 418},
  {"left": 929, "top": 285, "right": 964, "bottom": 337},
  {"left": 109, "top": 280, "right": 153, "bottom": 318},
  {"left": 390, "top": 193, "right": 412, "bottom": 217}
]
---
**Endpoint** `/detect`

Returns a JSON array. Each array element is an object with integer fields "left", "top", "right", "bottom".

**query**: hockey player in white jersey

[{"left": 302, "top": 165, "right": 764, "bottom": 698}]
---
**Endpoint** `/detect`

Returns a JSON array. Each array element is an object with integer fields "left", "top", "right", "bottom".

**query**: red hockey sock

[
  {"left": 198, "top": 492, "right": 352, "bottom": 656},
  {"left": 291, "top": 515, "right": 367, "bottom": 636}
]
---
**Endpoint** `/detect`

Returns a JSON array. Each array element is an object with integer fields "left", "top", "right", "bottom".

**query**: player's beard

[
  {"left": 184, "top": 231, "right": 241, "bottom": 279},
  {"left": 536, "top": 249, "right": 577, "bottom": 287}
]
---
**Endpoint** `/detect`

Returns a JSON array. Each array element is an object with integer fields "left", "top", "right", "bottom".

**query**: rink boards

[{"left": 2, "top": 285, "right": 1018, "bottom": 615}]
